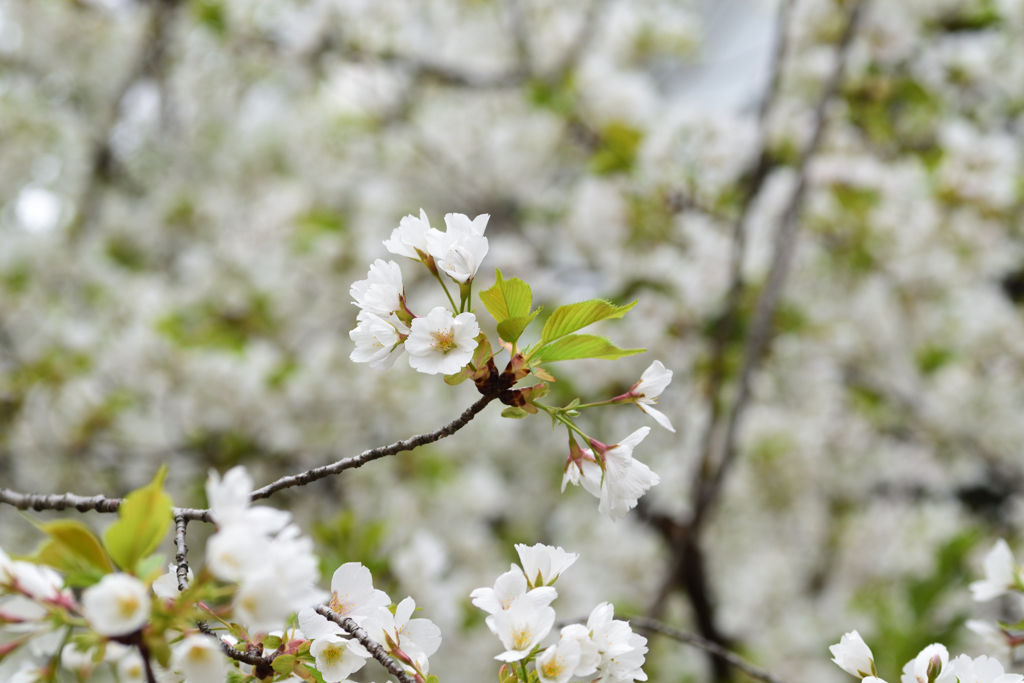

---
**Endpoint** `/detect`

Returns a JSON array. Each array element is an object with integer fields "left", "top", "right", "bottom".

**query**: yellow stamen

[{"left": 431, "top": 328, "right": 456, "bottom": 353}]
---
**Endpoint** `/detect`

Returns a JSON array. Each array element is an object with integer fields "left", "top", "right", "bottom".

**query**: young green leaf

[
  {"left": 480, "top": 269, "right": 533, "bottom": 323},
  {"left": 103, "top": 465, "right": 173, "bottom": 573},
  {"left": 531, "top": 334, "right": 644, "bottom": 363},
  {"left": 497, "top": 310, "right": 541, "bottom": 345},
  {"left": 30, "top": 519, "right": 114, "bottom": 578},
  {"left": 501, "top": 406, "right": 530, "bottom": 419},
  {"left": 272, "top": 654, "right": 297, "bottom": 675},
  {"left": 540, "top": 299, "right": 638, "bottom": 345}
]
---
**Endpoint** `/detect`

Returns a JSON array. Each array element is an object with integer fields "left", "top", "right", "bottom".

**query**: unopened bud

[
  {"left": 498, "top": 663, "right": 518, "bottom": 683},
  {"left": 926, "top": 654, "right": 943, "bottom": 683}
]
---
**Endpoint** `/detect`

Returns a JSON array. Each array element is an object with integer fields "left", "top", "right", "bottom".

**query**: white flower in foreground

[
  {"left": 901, "top": 644, "right": 953, "bottom": 683},
  {"left": 950, "top": 653, "right": 1024, "bottom": 683},
  {"left": 311, "top": 634, "right": 371, "bottom": 683},
  {"left": 405, "top": 307, "right": 480, "bottom": 375},
  {"left": 5, "top": 560, "right": 65, "bottom": 601},
  {"left": 830, "top": 631, "right": 876, "bottom": 678},
  {"left": 153, "top": 563, "right": 192, "bottom": 600},
  {"left": 537, "top": 637, "right": 582, "bottom": 683},
  {"left": 560, "top": 624, "right": 601, "bottom": 677},
  {"left": 970, "top": 539, "right": 1022, "bottom": 602},
  {"left": 9, "top": 664, "right": 46, "bottom": 683},
  {"left": 384, "top": 209, "right": 434, "bottom": 262},
  {"left": 350, "top": 311, "right": 405, "bottom": 369},
  {"left": 171, "top": 635, "right": 227, "bottom": 683},
  {"left": 470, "top": 564, "right": 557, "bottom": 615},
  {"left": 425, "top": 213, "right": 489, "bottom": 283},
  {"left": 487, "top": 596, "right": 555, "bottom": 662},
  {"left": 590, "top": 427, "right": 660, "bottom": 520},
  {"left": 515, "top": 544, "right": 579, "bottom": 588},
  {"left": 364, "top": 597, "right": 441, "bottom": 673},
  {"left": 619, "top": 360, "right": 674, "bottom": 432},
  {"left": 299, "top": 562, "right": 392, "bottom": 640},
  {"left": 588, "top": 603, "right": 648, "bottom": 682},
  {"left": 351, "top": 259, "right": 405, "bottom": 318},
  {"left": 82, "top": 573, "right": 151, "bottom": 636}
]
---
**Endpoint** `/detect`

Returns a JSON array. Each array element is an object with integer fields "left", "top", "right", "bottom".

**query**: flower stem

[{"left": 433, "top": 271, "right": 459, "bottom": 312}]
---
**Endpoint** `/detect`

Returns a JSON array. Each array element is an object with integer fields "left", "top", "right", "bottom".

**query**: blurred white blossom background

[{"left": 2, "top": 0, "right": 1024, "bottom": 681}]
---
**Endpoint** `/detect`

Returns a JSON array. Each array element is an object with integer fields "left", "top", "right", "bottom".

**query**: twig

[
  {"left": 173, "top": 514, "right": 189, "bottom": 593},
  {"left": 0, "top": 394, "right": 498, "bottom": 518},
  {"left": 314, "top": 605, "right": 417, "bottom": 683},
  {"left": 196, "top": 622, "right": 278, "bottom": 673},
  {"left": 249, "top": 392, "right": 497, "bottom": 500},
  {"left": 692, "top": 0, "right": 868, "bottom": 528},
  {"left": 627, "top": 616, "right": 791, "bottom": 683}
]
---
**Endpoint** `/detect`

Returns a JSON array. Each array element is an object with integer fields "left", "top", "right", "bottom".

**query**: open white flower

[
  {"left": 81, "top": 573, "right": 151, "bottom": 637},
  {"left": 537, "top": 637, "right": 582, "bottom": 683},
  {"left": 384, "top": 209, "right": 434, "bottom": 263},
  {"left": 621, "top": 360, "right": 674, "bottom": 432},
  {"left": 560, "top": 623, "right": 601, "bottom": 677},
  {"left": 310, "top": 634, "right": 370, "bottom": 683},
  {"left": 425, "top": 213, "right": 489, "bottom": 283},
  {"left": 171, "top": 635, "right": 227, "bottom": 683},
  {"left": 350, "top": 259, "right": 405, "bottom": 318},
  {"left": 300, "top": 562, "right": 392, "bottom": 640},
  {"left": 950, "top": 653, "right": 1024, "bottom": 683},
  {"left": 206, "top": 466, "right": 290, "bottom": 531},
  {"left": 487, "top": 596, "right": 555, "bottom": 662},
  {"left": 970, "top": 539, "right": 1021, "bottom": 602},
  {"left": 350, "top": 311, "right": 405, "bottom": 369},
  {"left": 364, "top": 597, "right": 441, "bottom": 673},
  {"left": 591, "top": 427, "right": 660, "bottom": 520},
  {"left": 587, "top": 603, "right": 648, "bottom": 682},
  {"left": 405, "top": 307, "right": 480, "bottom": 375},
  {"left": 830, "top": 631, "right": 876, "bottom": 678},
  {"left": 515, "top": 544, "right": 579, "bottom": 588},
  {"left": 470, "top": 564, "right": 557, "bottom": 615}
]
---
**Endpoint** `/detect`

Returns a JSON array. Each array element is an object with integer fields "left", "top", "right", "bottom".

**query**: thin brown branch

[
  {"left": 196, "top": 621, "right": 278, "bottom": 674},
  {"left": 0, "top": 394, "right": 497, "bottom": 518},
  {"left": 249, "top": 392, "right": 497, "bottom": 500},
  {"left": 173, "top": 514, "right": 190, "bottom": 592},
  {"left": 692, "top": 0, "right": 868, "bottom": 528},
  {"left": 314, "top": 605, "right": 417, "bottom": 683},
  {"left": 627, "top": 616, "right": 791, "bottom": 683}
]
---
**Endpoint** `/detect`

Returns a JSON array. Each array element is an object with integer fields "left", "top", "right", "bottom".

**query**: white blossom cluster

[{"left": 471, "top": 543, "right": 648, "bottom": 683}]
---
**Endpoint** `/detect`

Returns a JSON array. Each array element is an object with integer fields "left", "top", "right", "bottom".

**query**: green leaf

[
  {"left": 103, "top": 465, "right": 173, "bottom": 573},
  {"left": 30, "top": 519, "right": 113, "bottom": 577},
  {"left": 497, "top": 310, "right": 541, "bottom": 345},
  {"left": 480, "top": 269, "right": 533, "bottom": 323},
  {"left": 531, "top": 335, "right": 644, "bottom": 363},
  {"left": 444, "top": 370, "right": 471, "bottom": 386},
  {"left": 540, "top": 299, "right": 637, "bottom": 345},
  {"left": 263, "top": 635, "right": 283, "bottom": 651},
  {"left": 226, "top": 672, "right": 249, "bottom": 683},
  {"left": 501, "top": 406, "right": 530, "bottom": 419},
  {"left": 272, "top": 654, "right": 297, "bottom": 675}
]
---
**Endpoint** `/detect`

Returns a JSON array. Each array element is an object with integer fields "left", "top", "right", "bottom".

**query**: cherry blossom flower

[
  {"left": 299, "top": 562, "right": 392, "bottom": 639},
  {"left": 310, "top": 634, "right": 371, "bottom": 683},
  {"left": 364, "top": 597, "right": 441, "bottom": 673},
  {"left": 470, "top": 564, "right": 557, "bottom": 614},
  {"left": 830, "top": 631, "right": 876, "bottom": 678},
  {"left": 537, "top": 637, "right": 582, "bottom": 683},
  {"left": 171, "top": 635, "right": 227, "bottom": 683},
  {"left": 587, "top": 602, "right": 648, "bottom": 682},
  {"left": 559, "top": 623, "right": 601, "bottom": 677},
  {"left": 970, "top": 539, "right": 1022, "bottom": 602},
  {"left": 425, "top": 213, "right": 490, "bottom": 283},
  {"left": 205, "top": 466, "right": 290, "bottom": 531},
  {"left": 486, "top": 596, "right": 555, "bottom": 662},
  {"left": 350, "top": 259, "right": 406, "bottom": 318},
  {"left": 950, "top": 653, "right": 1024, "bottom": 683},
  {"left": 589, "top": 427, "right": 660, "bottom": 520},
  {"left": 901, "top": 644, "right": 954, "bottom": 683},
  {"left": 515, "top": 544, "right": 579, "bottom": 588},
  {"left": 350, "top": 311, "right": 405, "bottom": 369},
  {"left": 384, "top": 209, "right": 435, "bottom": 266},
  {"left": 616, "top": 360, "right": 674, "bottom": 432},
  {"left": 405, "top": 307, "right": 480, "bottom": 375},
  {"left": 81, "top": 574, "right": 151, "bottom": 637}
]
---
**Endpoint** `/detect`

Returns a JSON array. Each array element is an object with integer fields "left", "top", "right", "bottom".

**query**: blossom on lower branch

[
  {"left": 473, "top": 544, "right": 648, "bottom": 682},
  {"left": 563, "top": 427, "right": 660, "bottom": 520}
]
